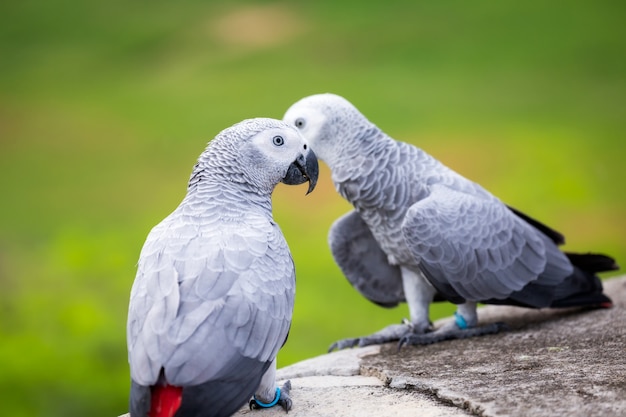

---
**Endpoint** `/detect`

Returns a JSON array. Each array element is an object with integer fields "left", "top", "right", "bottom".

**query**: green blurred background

[{"left": 1, "top": 1, "right": 624, "bottom": 416}]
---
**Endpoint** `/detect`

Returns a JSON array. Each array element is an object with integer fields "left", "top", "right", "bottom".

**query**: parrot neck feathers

[{"left": 184, "top": 174, "right": 274, "bottom": 216}]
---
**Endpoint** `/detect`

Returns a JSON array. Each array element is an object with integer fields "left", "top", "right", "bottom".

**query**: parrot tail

[
  {"left": 565, "top": 252, "right": 619, "bottom": 274},
  {"left": 483, "top": 252, "right": 617, "bottom": 309},
  {"left": 547, "top": 252, "right": 618, "bottom": 309},
  {"left": 148, "top": 371, "right": 183, "bottom": 417}
]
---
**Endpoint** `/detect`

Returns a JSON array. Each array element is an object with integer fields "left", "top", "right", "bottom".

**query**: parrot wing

[
  {"left": 401, "top": 184, "right": 573, "bottom": 305},
  {"left": 328, "top": 210, "right": 405, "bottom": 307}
]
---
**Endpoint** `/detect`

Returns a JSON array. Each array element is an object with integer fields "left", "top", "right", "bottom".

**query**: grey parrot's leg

[
  {"left": 398, "top": 302, "right": 508, "bottom": 347},
  {"left": 249, "top": 359, "right": 292, "bottom": 413},
  {"left": 402, "top": 268, "right": 437, "bottom": 327},
  {"left": 329, "top": 268, "right": 436, "bottom": 352},
  {"left": 249, "top": 381, "right": 292, "bottom": 412}
]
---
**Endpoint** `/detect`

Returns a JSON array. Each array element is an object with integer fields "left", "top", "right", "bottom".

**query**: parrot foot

[
  {"left": 397, "top": 322, "right": 508, "bottom": 349},
  {"left": 276, "top": 380, "right": 292, "bottom": 413},
  {"left": 249, "top": 380, "right": 292, "bottom": 413},
  {"left": 328, "top": 321, "right": 432, "bottom": 352}
]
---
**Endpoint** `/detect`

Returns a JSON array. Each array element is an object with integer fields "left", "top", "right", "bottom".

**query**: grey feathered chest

[{"left": 128, "top": 180, "right": 295, "bottom": 386}]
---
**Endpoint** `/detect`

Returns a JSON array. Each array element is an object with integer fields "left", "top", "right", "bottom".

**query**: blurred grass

[{"left": 1, "top": 1, "right": 625, "bottom": 416}]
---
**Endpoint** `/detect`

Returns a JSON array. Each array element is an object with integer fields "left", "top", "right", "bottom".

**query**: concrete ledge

[
  {"left": 237, "top": 275, "right": 626, "bottom": 417},
  {"left": 120, "top": 276, "right": 625, "bottom": 417}
]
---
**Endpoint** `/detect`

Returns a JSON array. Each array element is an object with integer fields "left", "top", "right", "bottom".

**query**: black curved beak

[{"left": 282, "top": 149, "right": 319, "bottom": 195}]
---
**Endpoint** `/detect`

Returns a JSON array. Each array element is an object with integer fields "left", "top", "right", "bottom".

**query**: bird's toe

[
  {"left": 398, "top": 322, "right": 509, "bottom": 348},
  {"left": 278, "top": 380, "right": 292, "bottom": 412},
  {"left": 328, "top": 338, "right": 360, "bottom": 352}
]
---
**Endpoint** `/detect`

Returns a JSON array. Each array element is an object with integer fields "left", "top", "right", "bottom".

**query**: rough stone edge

[{"left": 276, "top": 344, "right": 381, "bottom": 379}]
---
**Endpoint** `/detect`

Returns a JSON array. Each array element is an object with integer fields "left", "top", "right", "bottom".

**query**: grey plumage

[
  {"left": 284, "top": 93, "right": 615, "bottom": 349},
  {"left": 127, "top": 118, "right": 317, "bottom": 416}
]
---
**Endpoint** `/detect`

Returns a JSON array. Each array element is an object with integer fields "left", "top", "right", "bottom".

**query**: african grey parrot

[
  {"left": 127, "top": 118, "right": 318, "bottom": 417},
  {"left": 283, "top": 93, "right": 616, "bottom": 349}
]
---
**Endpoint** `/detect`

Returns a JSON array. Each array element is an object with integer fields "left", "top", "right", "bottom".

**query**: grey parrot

[
  {"left": 127, "top": 118, "right": 318, "bottom": 417},
  {"left": 283, "top": 93, "right": 616, "bottom": 350}
]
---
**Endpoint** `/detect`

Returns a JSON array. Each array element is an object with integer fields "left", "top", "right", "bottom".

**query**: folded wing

[{"left": 402, "top": 184, "right": 573, "bottom": 305}]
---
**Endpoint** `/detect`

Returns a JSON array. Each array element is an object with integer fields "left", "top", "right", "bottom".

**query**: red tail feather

[{"left": 149, "top": 384, "right": 183, "bottom": 417}]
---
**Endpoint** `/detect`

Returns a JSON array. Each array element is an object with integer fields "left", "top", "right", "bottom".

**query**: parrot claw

[
  {"left": 398, "top": 322, "right": 509, "bottom": 349},
  {"left": 328, "top": 338, "right": 361, "bottom": 352},
  {"left": 249, "top": 399, "right": 259, "bottom": 410},
  {"left": 249, "top": 380, "right": 293, "bottom": 413},
  {"left": 329, "top": 334, "right": 401, "bottom": 352},
  {"left": 277, "top": 380, "right": 292, "bottom": 413}
]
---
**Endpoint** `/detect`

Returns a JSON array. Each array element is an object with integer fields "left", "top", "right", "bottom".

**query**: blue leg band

[
  {"left": 253, "top": 387, "right": 281, "bottom": 408},
  {"left": 454, "top": 312, "right": 468, "bottom": 330}
]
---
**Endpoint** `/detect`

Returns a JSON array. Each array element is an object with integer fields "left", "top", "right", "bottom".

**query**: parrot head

[
  {"left": 202, "top": 118, "right": 318, "bottom": 195},
  {"left": 283, "top": 93, "right": 370, "bottom": 167}
]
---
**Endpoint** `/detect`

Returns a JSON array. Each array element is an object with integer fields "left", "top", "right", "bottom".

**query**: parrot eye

[
  {"left": 272, "top": 135, "right": 285, "bottom": 146},
  {"left": 295, "top": 118, "right": 306, "bottom": 129}
]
